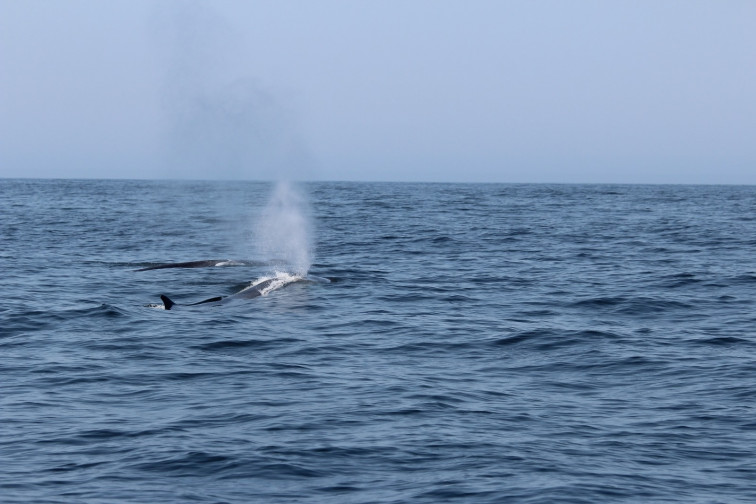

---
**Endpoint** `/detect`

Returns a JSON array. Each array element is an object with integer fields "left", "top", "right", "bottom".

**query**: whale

[
  {"left": 158, "top": 276, "right": 298, "bottom": 310},
  {"left": 135, "top": 259, "right": 269, "bottom": 272},
  {"left": 139, "top": 261, "right": 330, "bottom": 310}
]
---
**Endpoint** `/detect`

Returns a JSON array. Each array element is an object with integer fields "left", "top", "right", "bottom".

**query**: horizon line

[{"left": 2, "top": 176, "right": 755, "bottom": 187}]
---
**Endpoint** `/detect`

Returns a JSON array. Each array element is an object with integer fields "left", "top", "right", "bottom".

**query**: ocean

[{"left": 1, "top": 179, "right": 755, "bottom": 503}]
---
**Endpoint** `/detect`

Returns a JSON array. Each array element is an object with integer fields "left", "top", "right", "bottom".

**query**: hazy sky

[{"left": 1, "top": 0, "right": 754, "bottom": 183}]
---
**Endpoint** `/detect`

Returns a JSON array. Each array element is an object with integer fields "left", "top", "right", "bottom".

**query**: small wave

[
  {"left": 133, "top": 451, "right": 235, "bottom": 477},
  {"left": 731, "top": 273, "right": 756, "bottom": 284},
  {"left": 379, "top": 340, "right": 477, "bottom": 356},
  {"left": 75, "top": 428, "right": 141, "bottom": 441},
  {"left": 570, "top": 296, "right": 693, "bottom": 315},
  {"left": 94, "top": 304, "right": 129, "bottom": 318},
  {"left": 690, "top": 336, "right": 751, "bottom": 346},
  {"left": 192, "top": 337, "right": 300, "bottom": 351},
  {"left": 655, "top": 272, "right": 703, "bottom": 288},
  {"left": 46, "top": 460, "right": 105, "bottom": 473},
  {"left": 491, "top": 328, "right": 621, "bottom": 351},
  {"left": 571, "top": 296, "right": 626, "bottom": 308},
  {"left": 3, "top": 303, "right": 129, "bottom": 338},
  {"left": 0, "top": 311, "right": 51, "bottom": 337}
]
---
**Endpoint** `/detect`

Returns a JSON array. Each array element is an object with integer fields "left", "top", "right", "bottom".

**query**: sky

[{"left": 1, "top": 0, "right": 754, "bottom": 184}]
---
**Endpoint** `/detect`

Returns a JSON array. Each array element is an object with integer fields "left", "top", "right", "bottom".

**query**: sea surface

[{"left": 1, "top": 179, "right": 755, "bottom": 503}]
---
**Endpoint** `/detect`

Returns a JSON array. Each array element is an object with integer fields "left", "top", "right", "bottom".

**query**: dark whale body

[
  {"left": 160, "top": 278, "right": 279, "bottom": 310},
  {"left": 136, "top": 259, "right": 265, "bottom": 272},
  {"left": 138, "top": 260, "right": 324, "bottom": 310}
]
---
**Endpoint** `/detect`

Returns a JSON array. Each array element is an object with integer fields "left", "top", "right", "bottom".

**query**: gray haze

[{"left": 1, "top": 0, "right": 754, "bottom": 183}]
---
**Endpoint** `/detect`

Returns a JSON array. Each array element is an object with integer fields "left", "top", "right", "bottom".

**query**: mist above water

[
  {"left": 152, "top": 1, "right": 310, "bottom": 181},
  {"left": 150, "top": 4, "right": 317, "bottom": 275},
  {"left": 255, "top": 181, "right": 313, "bottom": 276}
]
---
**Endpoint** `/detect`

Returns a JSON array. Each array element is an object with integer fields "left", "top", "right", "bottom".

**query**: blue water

[{"left": 2, "top": 179, "right": 756, "bottom": 503}]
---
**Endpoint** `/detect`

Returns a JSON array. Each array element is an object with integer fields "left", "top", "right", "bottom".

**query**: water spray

[{"left": 255, "top": 181, "right": 313, "bottom": 277}]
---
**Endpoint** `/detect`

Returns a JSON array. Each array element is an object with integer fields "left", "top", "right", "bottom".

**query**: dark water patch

[
  {"left": 160, "top": 371, "right": 238, "bottom": 381},
  {"left": 691, "top": 336, "right": 752, "bottom": 346},
  {"left": 0, "top": 303, "right": 126, "bottom": 337},
  {"left": 46, "top": 460, "right": 106, "bottom": 473},
  {"left": 731, "top": 272, "right": 756, "bottom": 284},
  {"left": 570, "top": 296, "right": 627, "bottom": 308},
  {"left": 581, "top": 355, "right": 669, "bottom": 374},
  {"left": 35, "top": 374, "right": 113, "bottom": 387},
  {"left": 654, "top": 272, "right": 703, "bottom": 288},
  {"left": 74, "top": 428, "right": 147, "bottom": 441},
  {"left": 379, "top": 340, "right": 478, "bottom": 356},
  {"left": 132, "top": 451, "right": 237, "bottom": 477},
  {"left": 570, "top": 296, "right": 693, "bottom": 315},
  {"left": 239, "top": 462, "right": 327, "bottom": 480},
  {"left": 441, "top": 294, "right": 474, "bottom": 302},
  {"left": 376, "top": 293, "right": 437, "bottom": 303},
  {"left": 491, "top": 328, "right": 621, "bottom": 351},
  {"left": 615, "top": 298, "right": 694, "bottom": 315},
  {"left": 192, "top": 337, "right": 300, "bottom": 352},
  {"left": 0, "top": 313, "right": 50, "bottom": 338}
]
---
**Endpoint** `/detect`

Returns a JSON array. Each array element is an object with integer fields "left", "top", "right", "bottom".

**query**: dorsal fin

[{"left": 160, "top": 295, "right": 176, "bottom": 310}]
